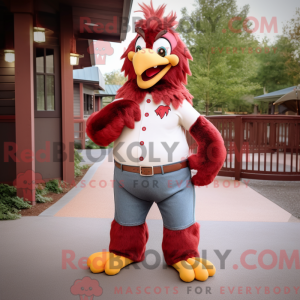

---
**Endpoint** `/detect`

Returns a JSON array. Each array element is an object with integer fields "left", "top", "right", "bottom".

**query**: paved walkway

[
  {"left": 41, "top": 152, "right": 295, "bottom": 223},
  {"left": 1, "top": 217, "right": 300, "bottom": 300},
  {"left": 2, "top": 151, "right": 299, "bottom": 300}
]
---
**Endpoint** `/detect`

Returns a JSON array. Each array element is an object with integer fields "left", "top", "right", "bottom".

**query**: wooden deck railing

[{"left": 186, "top": 115, "right": 300, "bottom": 181}]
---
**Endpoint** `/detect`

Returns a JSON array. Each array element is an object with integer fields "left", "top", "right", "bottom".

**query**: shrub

[
  {"left": 74, "top": 149, "right": 91, "bottom": 177},
  {"left": 81, "top": 164, "right": 90, "bottom": 170},
  {"left": 35, "top": 193, "right": 53, "bottom": 203},
  {"left": 0, "top": 183, "right": 17, "bottom": 198},
  {"left": 0, "top": 184, "right": 32, "bottom": 220},
  {"left": 35, "top": 185, "right": 48, "bottom": 196},
  {"left": 74, "top": 149, "right": 83, "bottom": 164},
  {"left": 75, "top": 149, "right": 83, "bottom": 176},
  {"left": 85, "top": 139, "right": 101, "bottom": 149},
  {"left": 45, "top": 179, "right": 63, "bottom": 194},
  {"left": 74, "top": 141, "right": 82, "bottom": 149}
]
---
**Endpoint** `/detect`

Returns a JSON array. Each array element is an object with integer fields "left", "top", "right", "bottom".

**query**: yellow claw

[
  {"left": 105, "top": 255, "right": 133, "bottom": 276},
  {"left": 172, "top": 260, "right": 195, "bottom": 282},
  {"left": 88, "top": 252, "right": 111, "bottom": 273},
  {"left": 173, "top": 258, "right": 213, "bottom": 282},
  {"left": 194, "top": 257, "right": 216, "bottom": 277},
  {"left": 88, "top": 252, "right": 133, "bottom": 275},
  {"left": 187, "top": 258, "right": 209, "bottom": 281}
]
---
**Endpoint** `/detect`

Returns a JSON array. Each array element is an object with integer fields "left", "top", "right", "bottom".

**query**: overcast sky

[{"left": 97, "top": 0, "right": 300, "bottom": 76}]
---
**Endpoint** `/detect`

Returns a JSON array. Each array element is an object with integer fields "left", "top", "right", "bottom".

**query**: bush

[
  {"left": 75, "top": 149, "right": 82, "bottom": 177},
  {"left": 0, "top": 184, "right": 32, "bottom": 220},
  {"left": 85, "top": 139, "right": 113, "bottom": 149},
  {"left": 35, "top": 193, "right": 53, "bottom": 203},
  {"left": 74, "top": 141, "right": 82, "bottom": 149},
  {"left": 35, "top": 184, "right": 48, "bottom": 196},
  {"left": 74, "top": 149, "right": 91, "bottom": 177},
  {"left": 81, "top": 164, "right": 90, "bottom": 170},
  {"left": 85, "top": 139, "right": 101, "bottom": 149},
  {"left": 45, "top": 179, "right": 63, "bottom": 194}
]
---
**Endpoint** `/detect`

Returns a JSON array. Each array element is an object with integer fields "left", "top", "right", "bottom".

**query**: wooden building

[{"left": 0, "top": 0, "right": 132, "bottom": 203}]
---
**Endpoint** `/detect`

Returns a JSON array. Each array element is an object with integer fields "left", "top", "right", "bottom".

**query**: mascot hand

[
  {"left": 86, "top": 99, "right": 141, "bottom": 146},
  {"left": 188, "top": 116, "right": 226, "bottom": 186}
]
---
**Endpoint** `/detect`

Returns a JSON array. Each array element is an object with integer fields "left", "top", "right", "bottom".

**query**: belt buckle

[{"left": 140, "top": 166, "right": 154, "bottom": 176}]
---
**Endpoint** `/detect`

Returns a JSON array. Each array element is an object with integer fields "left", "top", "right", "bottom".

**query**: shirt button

[
  {"left": 145, "top": 113, "right": 149, "bottom": 117},
  {"left": 147, "top": 99, "right": 151, "bottom": 103},
  {"left": 140, "top": 141, "right": 144, "bottom": 146},
  {"left": 142, "top": 127, "right": 146, "bottom": 131},
  {"left": 139, "top": 156, "right": 144, "bottom": 161}
]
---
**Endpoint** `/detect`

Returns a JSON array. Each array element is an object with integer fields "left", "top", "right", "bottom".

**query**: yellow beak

[{"left": 128, "top": 49, "right": 179, "bottom": 89}]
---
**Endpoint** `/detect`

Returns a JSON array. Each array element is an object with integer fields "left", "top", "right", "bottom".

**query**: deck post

[
  {"left": 60, "top": 5, "right": 75, "bottom": 183},
  {"left": 14, "top": 12, "right": 36, "bottom": 204},
  {"left": 234, "top": 116, "right": 243, "bottom": 181}
]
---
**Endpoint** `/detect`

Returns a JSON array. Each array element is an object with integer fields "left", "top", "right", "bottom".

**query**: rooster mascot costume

[{"left": 86, "top": 1, "right": 226, "bottom": 282}]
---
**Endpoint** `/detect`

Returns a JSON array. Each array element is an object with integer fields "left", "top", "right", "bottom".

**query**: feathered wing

[
  {"left": 188, "top": 116, "right": 227, "bottom": 186},
  {"left": 86, "top": 100, "right": 141, "bottom": 146}
]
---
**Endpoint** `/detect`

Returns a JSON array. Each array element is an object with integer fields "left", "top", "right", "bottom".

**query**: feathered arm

[
  {"left": 188, "top": 116, "right": 226, "bottom": 186},
  {"left": 86, "top": 99, "right": 141, "bottom": 146}
]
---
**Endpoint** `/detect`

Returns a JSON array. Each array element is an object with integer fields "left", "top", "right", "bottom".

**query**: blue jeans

[{"left": 113, "top": 161, "right": 195, "bottom": 230}]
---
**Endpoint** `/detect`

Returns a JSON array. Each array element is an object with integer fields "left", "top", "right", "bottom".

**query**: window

[
  {"left": 35, "top": 47, "right": 60, "bottom": 117},
  {"left": 84, "top": 94, "right": 94, "bottom": 116}
]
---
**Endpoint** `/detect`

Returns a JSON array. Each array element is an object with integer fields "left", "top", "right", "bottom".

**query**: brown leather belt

[{"left": 115, "top": 161, "right": 188, "bottom": 176}]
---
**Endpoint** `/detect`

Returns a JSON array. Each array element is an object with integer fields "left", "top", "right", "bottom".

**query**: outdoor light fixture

[
  {"left": 4, "top": 50, "right": 15, "bottom": 63},
  {"left": 33, "top": 27, "right": 46, "bottom": 43},
  {"left": 70, "top": 53, "right": 84, "bottom": 66},
  {"left": 70, "top": 35, "right": 84, "bottom": 66},
  {"left": 85, "top": 23, "right": 99, "bottom": 27}
]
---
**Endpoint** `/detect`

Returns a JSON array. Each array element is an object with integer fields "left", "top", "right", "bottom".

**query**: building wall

[
  {"left": 0, "top": 11, "right": 63, "bottom": 183},
  {"left": 35, "top": 118, "right": 61, "bottom": 179},
  {"left": 0, "top": 121, "right": 16, "bottom": 182},
  {"left": 73, "top": 83, "right": 80, "bottom": 117},
  {"left": 0, "top": 49, "right": 16, "bottom": 183},
  {"left": 0, "top": 51, "right": 15, "bottom": 102},
  {"left": 33, "top": 12, "right": 62, "bottom": 181}
]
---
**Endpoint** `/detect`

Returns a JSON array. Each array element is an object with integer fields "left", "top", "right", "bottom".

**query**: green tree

[
  {"left": 282, "top": 8, "right": 300, "bottom": 85},
  {"left": 104, "top": 69, "right": 127, "bottom": 85},
  {"left": 178, "top": 0, "right": 261, "bottom": 115},
  {"left": 255, "top": 36, "right": 296, "bottom": 94}
]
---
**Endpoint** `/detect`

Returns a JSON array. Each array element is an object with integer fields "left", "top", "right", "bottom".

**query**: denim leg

[
  {"left": 157, "top": 183, "right": 195, "bottom": 230},
  {"left": 114, "top": 180, "right": 153, "bottom": 226}
]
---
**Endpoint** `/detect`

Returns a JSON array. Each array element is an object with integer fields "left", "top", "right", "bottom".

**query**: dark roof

[
  {"left": 73, "top": 66, "right": 105, "bottom": 90},
  {"left": 254, "top": 86, "right": 297, "bottom": 102},
  {"left": 96, "top": 84, "right": 122, "bottom": 97}
]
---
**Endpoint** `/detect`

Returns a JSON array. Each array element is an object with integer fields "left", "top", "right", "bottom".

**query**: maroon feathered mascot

[{"left": 86, "top": 1, "right": 226, "bottom": 282}]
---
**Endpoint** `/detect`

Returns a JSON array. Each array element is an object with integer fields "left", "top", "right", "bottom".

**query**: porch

[
  {"left": 187, "top": 115, "right": 300, "bottom": 181},
  {"left": 0, "top": 0, "right": 133, "bottom": 203},
  {"left": 73, "top": 84, "right": 122, "bottom": 149}
]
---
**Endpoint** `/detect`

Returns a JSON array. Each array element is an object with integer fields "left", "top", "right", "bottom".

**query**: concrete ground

[
  {"left": 1, "top": 150, "right": 299, "bottom": 300},
  {"left": 247, "top": 180, "right": 300, "bottom": 220},
  {"left": 43, "top": 153, "right": 294, "bottom": 223},
  {"left": 1, "top": 217, "right": 300, "bottom": 300}
]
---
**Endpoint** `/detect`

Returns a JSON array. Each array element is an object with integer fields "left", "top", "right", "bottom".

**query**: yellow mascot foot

[
  {"left": 87, "top": 252, "right": 133, "bottom": 275},
  {"left": 195, "top": 257, "right": 216, "bottom": 277},
  {"left": 172, "top": 258, "right": 216, "bottom": 282}
]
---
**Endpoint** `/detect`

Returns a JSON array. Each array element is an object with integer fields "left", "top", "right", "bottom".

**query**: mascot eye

[
  {"left": 153, "top": 37, "right": 171, "bottom": 57},
  {"left": 135, "top": 36, "right": 146, "bottom": 53},
  {"left": 157, "top": 46, "right": 167, "bottom": 57}
]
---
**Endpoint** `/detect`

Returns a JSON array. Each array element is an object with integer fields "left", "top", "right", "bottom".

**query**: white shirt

[{"left": 113, "top": 93, "right": 200, "bottom": 166}]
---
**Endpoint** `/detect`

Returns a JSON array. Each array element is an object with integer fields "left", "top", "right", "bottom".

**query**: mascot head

[{"left": 121, "top": 1, "right": 192, "bottom": 90}]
